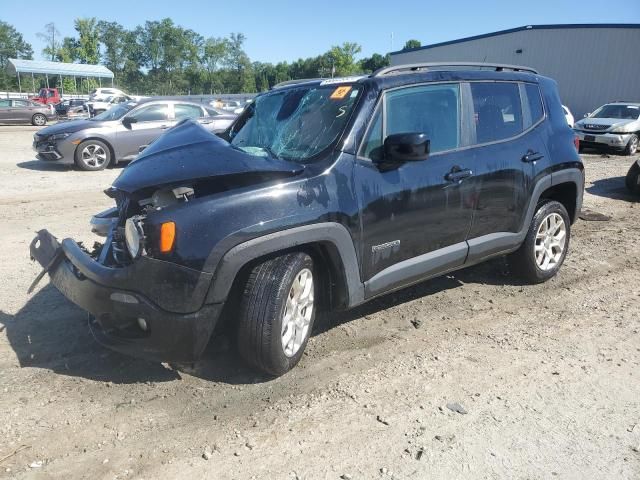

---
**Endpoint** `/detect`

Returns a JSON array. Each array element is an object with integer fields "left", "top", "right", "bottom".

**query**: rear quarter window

[{"left": 524, "top": 83, "right": 544, "bottom": 127}]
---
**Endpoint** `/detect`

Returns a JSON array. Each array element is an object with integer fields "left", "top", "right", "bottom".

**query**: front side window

[
  {"left": 228, "top": 84, "right": 361, "bottom": 162},
  {"left": 175, "top": 104, "right": 204, "bottom": 120},
  {"left": 92, "top": 102, "right": 136, "bottom": 121},
  {"left": 360, "top": 83, "right": 460, "bottom": 159},
  {"left": 13, "top": 100, "right": 29, "bottom": 107},
  {"left": 471, "top": 82, "right": 523, "bottom": 143},
  {"left": 129, "top": 104, "right": 169, "bottom": 122}
]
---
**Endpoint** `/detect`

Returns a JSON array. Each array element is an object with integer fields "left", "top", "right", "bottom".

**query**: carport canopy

[
  {"left": 6, "top": 58, "right": 114, "bottom": 79},
  {"left": 6, "top": 58, "right": 114, "bottom": 93}
]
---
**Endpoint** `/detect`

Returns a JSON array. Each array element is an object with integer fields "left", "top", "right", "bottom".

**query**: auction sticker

[{"left": 330, "top": 86, "right": 352, "bottom": 100}]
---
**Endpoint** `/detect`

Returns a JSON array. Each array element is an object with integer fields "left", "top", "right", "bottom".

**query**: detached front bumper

[
  {"left": 575, "top": 130, "right": 632, "bottom": 149},
  {"left": 29, "top": 230, "right": 223, "bottom": 362}
]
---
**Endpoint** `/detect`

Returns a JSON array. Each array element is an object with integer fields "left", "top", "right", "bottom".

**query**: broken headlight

[{"left": 124, "top": 217, "right": 144, "bottom": 259}]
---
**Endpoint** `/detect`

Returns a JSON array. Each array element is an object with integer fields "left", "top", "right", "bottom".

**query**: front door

[
  {"left": 117, "top": 103, "right": 173, "bottom": 159},
  {"left": 355, "top": 82, "right": 475, "bottom": 296}
]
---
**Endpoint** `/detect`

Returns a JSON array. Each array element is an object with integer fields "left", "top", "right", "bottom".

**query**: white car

[
  {"left": 87, "top": 94, "right": 132, "bottom": 116},
  {"left": 562, "top": 105, "right": 574, "bottom": 128},
  {"left": 89, "top": 88, "right": 126, "bottom": 102}
]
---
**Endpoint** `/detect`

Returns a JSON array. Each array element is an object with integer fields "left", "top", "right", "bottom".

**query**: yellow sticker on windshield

[{"left": 330, "top": 86, "right": 352, "bottom": 100}]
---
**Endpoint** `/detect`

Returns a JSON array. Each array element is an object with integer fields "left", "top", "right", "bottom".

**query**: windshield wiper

[{"left": 261, "top": 145, "right": 280, "bottom": 160}]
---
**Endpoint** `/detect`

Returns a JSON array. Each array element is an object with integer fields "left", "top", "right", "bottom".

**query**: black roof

[{"left": 390, "top": 23, "right": 640, "bottom": 55}]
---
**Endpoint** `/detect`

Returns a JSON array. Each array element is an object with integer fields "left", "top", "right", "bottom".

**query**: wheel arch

[
  {"left": 205, "top": 223, "right": 365, "bottom": 310},
  {"left": 538, "top": 181, "right": 578, "bottom": 223}
]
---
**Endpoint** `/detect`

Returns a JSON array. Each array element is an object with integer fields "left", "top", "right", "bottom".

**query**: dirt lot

[{"left": 0, "top": 125, "right": 638, "bottom": 480}]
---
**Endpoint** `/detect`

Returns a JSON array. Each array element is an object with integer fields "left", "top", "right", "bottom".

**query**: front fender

[{"left": 205, "top": 222, "right": 364, "bottom": 308}]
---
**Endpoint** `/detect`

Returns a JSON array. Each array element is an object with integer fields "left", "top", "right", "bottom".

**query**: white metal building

[{"left": 390, "top": 24, "right": 640, "bottom": 118}]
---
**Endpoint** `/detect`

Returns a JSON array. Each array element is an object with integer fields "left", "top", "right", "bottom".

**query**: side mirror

[
  {"left": 583, "top": 113, "right": 590, "bottom": 118},
  {"left": 381, "top": 133, "right": 430, "bottom": 164},
  {"left": 122, "top": 116, "right": 138, "bottom": 128}
]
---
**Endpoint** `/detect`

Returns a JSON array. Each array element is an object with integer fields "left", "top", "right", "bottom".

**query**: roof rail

[
  {"left": 372, "top": 62, "right": 538, "bottom": 77},
  {"left": 272, "top": 78, "right": 324, "bottom": 89}
]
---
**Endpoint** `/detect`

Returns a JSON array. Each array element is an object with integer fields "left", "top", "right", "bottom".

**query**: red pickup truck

[{"left": 29, "top": 88, "right": 62, "bottom": 105}]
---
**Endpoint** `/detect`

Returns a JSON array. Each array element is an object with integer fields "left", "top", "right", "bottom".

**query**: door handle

[
  {"left": 522, "top": 150, "right": 544, "bottom": 163},
  {"left": 445, "top": 166, "right": 473, "bottom": 183},
  {"left": 159, "top": 125, "right": 170, "bottom": 130}
]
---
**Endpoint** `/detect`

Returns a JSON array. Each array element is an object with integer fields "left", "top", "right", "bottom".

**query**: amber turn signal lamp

[{"left": 160, "top": 222, "right": 176, "bottom": 253}]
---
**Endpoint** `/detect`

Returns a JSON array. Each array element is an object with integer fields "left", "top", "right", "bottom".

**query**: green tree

[
  {"left": 74, "top": 18, "right": 100, "bottom": 64},
  {"left": 327, "top": 42, "right": 362, "bottom": 76},
  {"left": 360, "top": 53, "right": 390, "bottom": 73},
  {"left": 56, "top": 37, "right": 78, "bottom": 63},
  {"left": 37, "top": 22, "right": 61, "bottom": 61},
  {"left": 202, "top": 37, "right": 228, "bottom": 93},
  {"left": 97, "top": 21, "right": 126, "bottom": 73},
  {"left": 224, "top": 33, "right": 254, "bottom": 93},
  {"left": 0, "top": 21, "right": 33, "bottom": 67},
  {"left": 403, "top": 39, "right": 421, "bottom": 50},
  {"left": 0, "top": 21, "right": 33, "bottom": 91}
]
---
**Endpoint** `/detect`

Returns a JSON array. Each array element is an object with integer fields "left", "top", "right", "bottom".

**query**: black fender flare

[{"left": 205, "top": 223, "right": 365, "bottom": 307}]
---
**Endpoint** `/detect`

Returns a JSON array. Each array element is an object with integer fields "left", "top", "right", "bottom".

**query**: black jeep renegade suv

[{"left": 30, "top": 63, "right": 584, "bottom": 376}]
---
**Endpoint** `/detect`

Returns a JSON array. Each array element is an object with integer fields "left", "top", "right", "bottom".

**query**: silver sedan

[
  {"left": 33, "top": 99, "right": 236, "bottom": 171},
  {"left": 0, "top": 98, "right": 57, "bottom": 126}
]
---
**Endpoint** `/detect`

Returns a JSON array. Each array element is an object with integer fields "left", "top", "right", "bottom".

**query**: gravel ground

[{"left": 0, "top": 125, "right": 639, "bottom": 480}]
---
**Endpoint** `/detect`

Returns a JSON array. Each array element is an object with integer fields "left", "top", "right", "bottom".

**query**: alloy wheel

[
  {"left": 81, "top": 144, "right": 107, "bottom": 168},
  {"left": 281, "top": 268, "right": 314, "bottom": 357},
  {"left": 534, "top": 213, "right": 567, "bottom": 271}
]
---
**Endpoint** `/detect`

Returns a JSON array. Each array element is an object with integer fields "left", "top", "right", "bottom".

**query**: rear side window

[
  {"left": 174, "top": 104, "right": 204, "bottom": 120},
  {"left": 524, "top": 83, "right": 544, "bottom": 126},
  {"left": 471, "top": 82, "right": 523, "bottom": 144},
  {"left": 0, "top": 99, "right": 11, "bottom": 107}
]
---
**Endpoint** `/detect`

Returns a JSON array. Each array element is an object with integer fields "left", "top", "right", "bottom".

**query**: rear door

[
  {"left": 117, "top": 102, "right": 172, "bottom": 159},
  {"left": 9, "top": 100, "right": 34, "bottom": 123},
  {"left": 463, "top": 81, "right": 543, "bottom": 261}
]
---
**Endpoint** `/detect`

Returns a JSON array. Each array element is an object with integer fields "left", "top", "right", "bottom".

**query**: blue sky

[{"left": 3, "top": 0, "right": 639, "bottom": 63}]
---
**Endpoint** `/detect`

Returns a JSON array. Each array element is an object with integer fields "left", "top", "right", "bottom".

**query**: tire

[
  {"left": 509, "top": 200, "right": 571, "bottom": 284},
  {"left": 626, "top": 162, "right": 640, "bottom": 194},
  {"left": 32, "top": 113, "right": 47, "bottom": 126},
  {"left": 74, "top": 139, "right": 111, "bottom": 171},
  {"left": 237, "top": 252, "right": 316, "bottom": 376},
  {"left": 624, "top": 134, "right": 638, "bottom": 156}
]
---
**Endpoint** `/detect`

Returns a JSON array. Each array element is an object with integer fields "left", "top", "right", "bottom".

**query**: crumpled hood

[
  {"left": 36, "top": 119, "right": 109, "bottom": 136},
  {"left": 112, "top": 119, "right": 304, "bottom": 193}
]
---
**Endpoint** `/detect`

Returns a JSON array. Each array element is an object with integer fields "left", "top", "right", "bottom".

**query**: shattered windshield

[
  {"left": 227, "top": 84, "right": 361, "bottom": 161},
  {"left": 92, "top": 102, "right": 136, "bottom": 121}
]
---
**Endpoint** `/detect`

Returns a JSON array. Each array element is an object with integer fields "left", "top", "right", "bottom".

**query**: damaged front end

[{"left": 29, "top": 120, "right": 304, "bottom": 362}]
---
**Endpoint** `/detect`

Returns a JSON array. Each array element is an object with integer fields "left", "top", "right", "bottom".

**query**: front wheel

[
  {"left": 237, "top": 252, "right": 316, "bottom": 376},
  {"left": 624, "top": 134, "right": 638, "bottom": 156},
  {"left": 74, "top": 139, "right": 111, "bottom": 171},
  {"left": 509, "top": 200, "right": 571, "bottom": 283},
  {"left": 626, "top": 162, "right": 640, "bottom": 194},
  {"left": 32, "top": 113, "right": 47, "bottom": 126}
]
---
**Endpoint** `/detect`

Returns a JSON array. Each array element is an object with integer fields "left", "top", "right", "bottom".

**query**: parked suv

[
  {"left": 574, "top": 102, "right": 640, "bottom": 155},
  {"left": 30, "top": 63, "right": 583, "bottom": 376}
]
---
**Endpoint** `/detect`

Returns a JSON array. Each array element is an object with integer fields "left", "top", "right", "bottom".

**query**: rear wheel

[
  {"left": 624, "top": 134, "right": 638, "bottom": 156},
  {"left": 74, "top": 139, "right": 111, "bottom": 171},
  {"left": 509, "top": 200, "right": 570, "bottom": 283},
  {"left": 32, "top": 113, "right": 47, "bottom": 126},
  {"left": 237, "top": 252, "right": 316, "bottom": 376},
  {"left": 626, "top": 162, "right": 640, "bottom": 194}
]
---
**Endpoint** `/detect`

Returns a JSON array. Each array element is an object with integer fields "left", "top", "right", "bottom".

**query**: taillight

[{"left": 574, "top": 135, "right": 580, "bottom": 151}]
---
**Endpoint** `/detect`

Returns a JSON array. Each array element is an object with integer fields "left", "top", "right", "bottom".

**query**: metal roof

[
  {"left": 390, "top": 24, "right": 640, "bottom": 56},
  {"left": 6, "top": 58, "right": 114, "bottom": 78}
]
